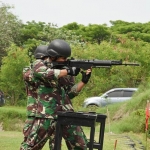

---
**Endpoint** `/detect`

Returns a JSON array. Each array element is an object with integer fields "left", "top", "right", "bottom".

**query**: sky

[{"left": 1, "top": 0, "right": 150, "bottom": 27}]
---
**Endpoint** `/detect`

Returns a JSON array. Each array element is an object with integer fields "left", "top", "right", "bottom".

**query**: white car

[{"left": 83, "top": 88, "right": 138, "bottom": 108}]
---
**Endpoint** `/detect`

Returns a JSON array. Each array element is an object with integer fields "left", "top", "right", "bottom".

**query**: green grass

[
  {"left": 0, "top": 85, "right": 150, "bottom": 149},
  {"left": 0, "top": 130, "right": 149, "bottom": 150},
  {"left": 0, "top": 106, "right": 26, "bottom": 114}
]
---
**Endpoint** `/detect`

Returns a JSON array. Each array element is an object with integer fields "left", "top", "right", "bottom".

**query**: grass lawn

[
  {"left": 0, "top": 106, "right": 149, "bottom": 149},
  {"left": 1, "top": 128, "right": 149, "bottom": 150}
]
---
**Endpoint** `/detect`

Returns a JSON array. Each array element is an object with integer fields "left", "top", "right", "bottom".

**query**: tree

[
  {"left": 20, "top": 21, "right": 84, "bottom": 50},
  {"left": 0, "top": 2, "right": 22, "bottom": 65},
  {"left": 0, "top": 43, "right": 29, "bottom": 105},
  {"left": 61, "top": 22, "right": 80, "bottom": 30},
  {"left": 84, "top": 24, "right": 111, "bottom": 44},
  {"left": 110, "top": 20, "right": 150, "bottom": 43}
]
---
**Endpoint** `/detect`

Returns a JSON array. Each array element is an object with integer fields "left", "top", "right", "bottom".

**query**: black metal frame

[{"left": 54, "top": 111, "right": 107, "bottom": 150}]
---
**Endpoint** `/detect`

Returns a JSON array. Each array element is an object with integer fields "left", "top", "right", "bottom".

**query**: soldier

[
  {"left": 21, "top": 39, "right": 91, "bottom": 150},
  {"left": 20, "top": 45, "right": 49, "bottom": 149},
  {"left": 47, "top": 39, "right": 91, "bottom": 149}
]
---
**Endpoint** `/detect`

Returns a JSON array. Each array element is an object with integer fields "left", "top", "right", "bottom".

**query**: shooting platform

[{"left": 54, "top": 111, "right": 107, "bottom": 150}]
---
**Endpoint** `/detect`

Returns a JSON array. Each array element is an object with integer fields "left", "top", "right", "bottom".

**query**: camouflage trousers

[
  {"left": 48, "top": 123, "right": 88, "bottom": 150},
  {"left": 20, "top": 118, "right": 88, "bottom": 150},
  {"left": 20, "top": 117, "right": 48, "bottom": 150},
  {"left": 21, "top": 117, "right": 35, "bottom": 143}
]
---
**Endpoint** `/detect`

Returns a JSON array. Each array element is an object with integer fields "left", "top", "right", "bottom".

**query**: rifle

[{"left": 51, "top": 58, "right": 140, "bottom": 70}]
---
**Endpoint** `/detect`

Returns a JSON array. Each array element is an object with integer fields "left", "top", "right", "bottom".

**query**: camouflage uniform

[
  {"left": 21, "top": 59, "right": 87, "bottom": 150},
  {"left": 21, "top": 66, "right": 38, "bottom": 142},
  {"left": 48, "top": 75, "right": 87, "bottom": 150}
]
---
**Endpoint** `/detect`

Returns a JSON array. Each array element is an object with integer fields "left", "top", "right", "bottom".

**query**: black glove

[
  {"left": 81, "top": 71, "right": 91, "bottom": 84},
  {"left": 67, "top": 67, "right": 80, "bottom": 76}
]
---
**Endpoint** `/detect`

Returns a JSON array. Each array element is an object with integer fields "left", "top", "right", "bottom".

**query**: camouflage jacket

[
  {"left": 23, "top": 66, "right": 38, "bottom": 117},
  {"left": 32, "top": 59, "right": 75, "bottom": 119}
]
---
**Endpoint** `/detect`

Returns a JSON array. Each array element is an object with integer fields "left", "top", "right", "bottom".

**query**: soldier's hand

[
  {"left": 67, "top": 67, "right": 80, "bottom": 76},
  {"left": 81, "top": 69, "right": 92, "bottom": 84}
]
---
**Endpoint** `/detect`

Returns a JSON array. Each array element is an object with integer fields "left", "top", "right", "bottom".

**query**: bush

[{"left": 0, "top": 106, "right": 26, "bottom": 131}]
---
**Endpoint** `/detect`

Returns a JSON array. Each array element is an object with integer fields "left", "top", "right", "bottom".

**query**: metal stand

[{"left": 54, "top": 111, "right": 107, "bottom": 150}]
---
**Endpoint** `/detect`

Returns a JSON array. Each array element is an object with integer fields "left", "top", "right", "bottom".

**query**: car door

[
  {"left": 104, "top": 90, "right": 123, "bottom": 104},
  {"left": 121, "top": 90, "right": 135, "bottom": 102}
]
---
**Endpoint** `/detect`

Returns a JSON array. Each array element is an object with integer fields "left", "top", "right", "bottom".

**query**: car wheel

[{"left": 87, "top": 104, "right": 98, "bottom": 111}]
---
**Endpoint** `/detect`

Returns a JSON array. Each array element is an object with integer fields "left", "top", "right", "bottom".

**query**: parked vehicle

[{"left": 83, "top": 88, "right": 138, "bottom": 108}]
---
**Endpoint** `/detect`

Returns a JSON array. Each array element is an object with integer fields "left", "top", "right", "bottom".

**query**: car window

[
  {"left": 122, "top": 90, "right": 135, "bottom": 97},
  {"left": 107, "top": 90, "right": 123, "bottom": 97}
]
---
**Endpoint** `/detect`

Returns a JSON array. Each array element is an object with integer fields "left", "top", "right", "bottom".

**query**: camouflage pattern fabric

[
  {"left": 21, "top": 118, "right": 88, "bottom": 150},
  {"left": 59, "top": 75, "right": 79, "bottom": 99},
  {"left": 23, "top": 66, "right": 38, "bottom": 117},
  {"left": 20, "top": 66, "right": 38, "bottom": 148},
  {"left": 22, "top": 117, "right": 35, "bottom": 142},
  {"left": 48, "top": 124, "right": 88, "bottom": 150},
  {"left": 20, "top": 59, "right": 88, "bottom": 150},
  {"left": 20, "top": 118, "right": 55, "bottom": 150},
  {"left": 32, "top": 59, "right": 74, "bottom": 119}
]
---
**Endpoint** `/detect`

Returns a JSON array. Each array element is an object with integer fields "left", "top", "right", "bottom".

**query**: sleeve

[
  {"left": 33, "top": 59, "right": 61, "bottom": 81},
  {"left": 59, "top": 76, "right": 80, "bottom": 99},
  {"left": 23, "top": 66, "right": 31, "bottom": 81}
]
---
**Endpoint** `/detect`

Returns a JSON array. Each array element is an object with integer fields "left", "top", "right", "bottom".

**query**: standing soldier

[
  {"left": 47, "top": 40, "right": 92, "bottom": 149},
  {"left": 20, "top": 45, "right": 48, "bottom": 149},
  {"left": 48, "top": 67, "right": 91, "bottom": 150},
  {"left": 21, "top": 39, "right": 91, "bottom": 150}
]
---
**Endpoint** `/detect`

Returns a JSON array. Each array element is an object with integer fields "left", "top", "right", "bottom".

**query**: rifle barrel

[{"left": 122, "top": 63, "right": 140, "bottom": 66}]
